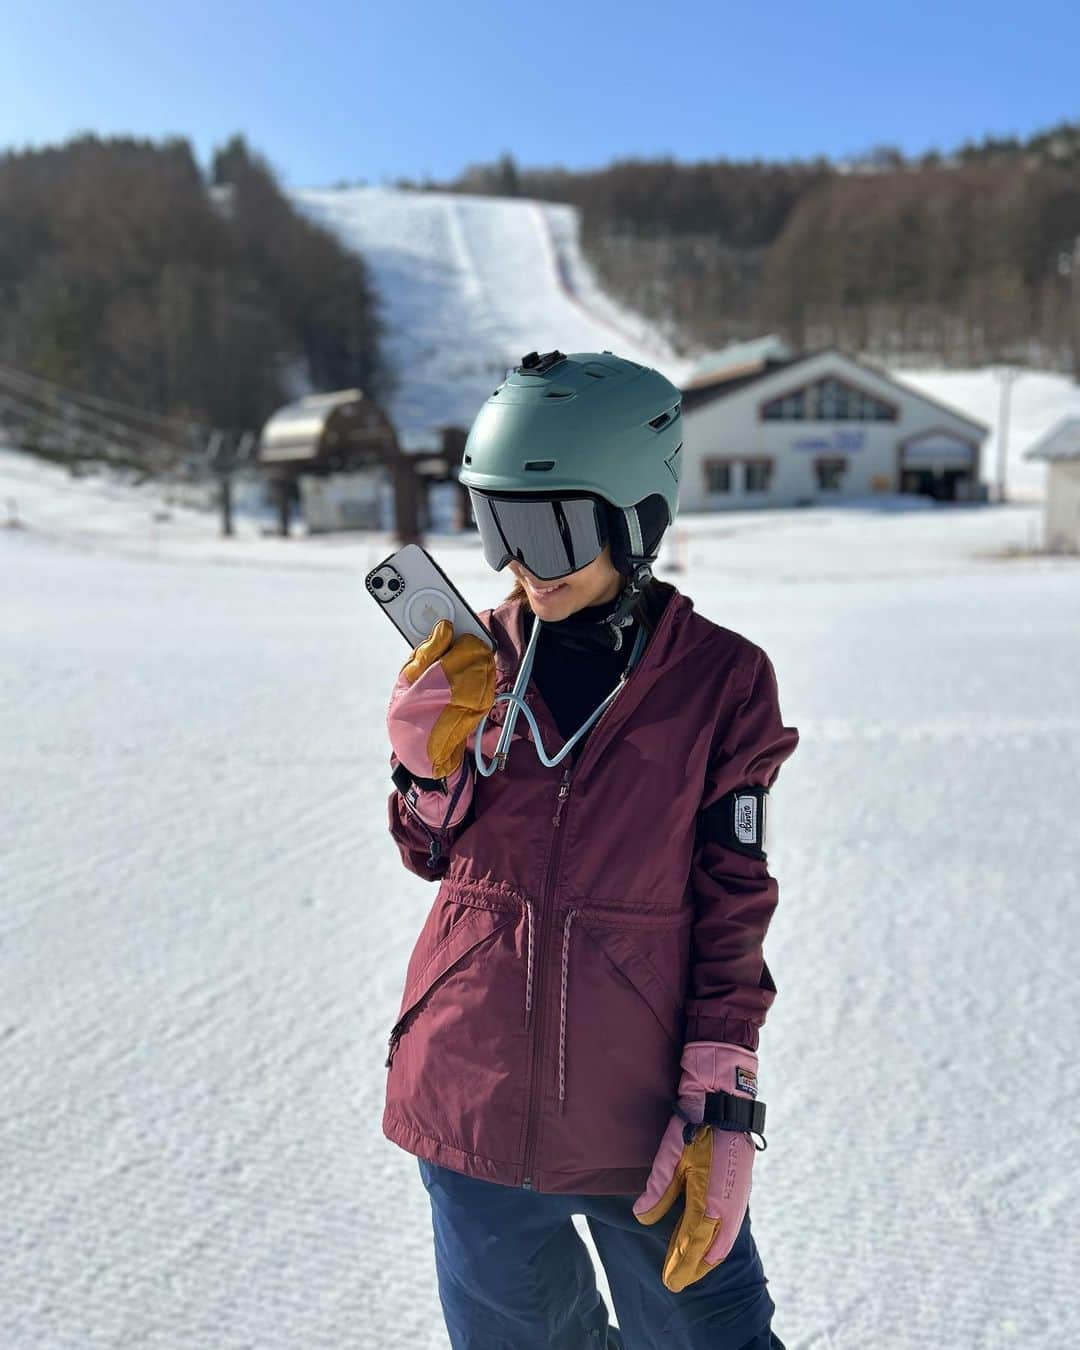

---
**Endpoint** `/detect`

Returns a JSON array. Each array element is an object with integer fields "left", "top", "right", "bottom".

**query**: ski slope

[
  {"left": 2, "top": 469, "right": 1079, "bottom": 1346},
  {"left": 291, "top": 187, "right": 692, "bottom": 448}
]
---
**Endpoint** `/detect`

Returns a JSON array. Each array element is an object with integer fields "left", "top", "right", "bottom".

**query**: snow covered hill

[{"left": 290, "top": 186, "right": 693, "bottom": 448}]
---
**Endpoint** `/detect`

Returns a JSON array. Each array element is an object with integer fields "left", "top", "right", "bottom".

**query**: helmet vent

[
  {"left": 648, "top": 403, "right": 681, "bottom": 431},
  {"left": 463, "top": 453, "right": 472, "bottom": 464},
  {"left": 544, "top": 388, "right": 574, "bottom": 399},
  {"left": 523, "top": 460, "right": 556, "bottom": 471}
]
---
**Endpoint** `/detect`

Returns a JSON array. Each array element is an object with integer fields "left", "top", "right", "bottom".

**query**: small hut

[
  {"left": 1024, "top": 417, "right": 1080, "bottom": 553},
  {"left": 257, "top": 389, "right": 418, "bottom": 540}
]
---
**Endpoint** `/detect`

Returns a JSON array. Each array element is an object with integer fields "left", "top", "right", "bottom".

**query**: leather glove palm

[
  {"left": 387, "top": 619, "right": 496, "bottom": 781},
  {"left": 632, "top": 1041, "right": 762, "bottom": 1293}
]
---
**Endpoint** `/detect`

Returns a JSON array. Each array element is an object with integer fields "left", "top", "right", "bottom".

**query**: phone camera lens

[
  {"left": 388, "top": 578, "right": 401, "bottom": 591},
  {"left": 372, "top": 576, "right": 384, "bottom": 589}
]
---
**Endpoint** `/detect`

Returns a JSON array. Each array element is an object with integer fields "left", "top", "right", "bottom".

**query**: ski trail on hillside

[{"left": 291, "top": 186, "right": 692, "bottom": 447}]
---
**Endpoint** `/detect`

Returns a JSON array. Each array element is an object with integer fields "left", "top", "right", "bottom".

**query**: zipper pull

[
  {"left": 552, "top": 768, "right": 572, "bottom": 827},
  {"left": 385, "top": 1022, "right": 404, "bottom": 1068}
]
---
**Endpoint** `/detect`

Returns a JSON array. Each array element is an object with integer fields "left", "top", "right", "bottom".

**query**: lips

[{"left": 527, "top": 581, "right": 565, "bottom": 597}]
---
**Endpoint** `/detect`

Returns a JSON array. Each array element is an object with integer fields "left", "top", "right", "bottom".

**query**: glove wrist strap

[
  {"left": 391, "top": 761, "right": 447, "bottom": 795},
  {"left": 674, "top": 1091, "right": 768, "bottom": 1151}
]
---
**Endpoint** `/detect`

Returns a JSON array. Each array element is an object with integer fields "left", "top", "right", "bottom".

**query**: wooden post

[
  {"left": 276, "top": 477, "right": 291, "bottom": 537},
  {"left": 392, "top": 457, "right": 421, "bottom": 546},
  {"left": 1072, "top": 235, "right": 1080, "bottom": 382},
  {"left": 221, "top": 474, "right": 234, "bottom": 537},
  {"left": 219, "top": 430, "right": 255, "bottom": 539}
]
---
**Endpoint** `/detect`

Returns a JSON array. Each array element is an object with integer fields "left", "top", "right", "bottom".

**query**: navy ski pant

[{"left": 417, "top": 1158, "right": 785, "bottom": 1350}]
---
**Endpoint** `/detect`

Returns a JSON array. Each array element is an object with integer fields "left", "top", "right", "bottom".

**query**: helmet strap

[{"left": 599, "top": 505, "right": 657, "bottom": 650}]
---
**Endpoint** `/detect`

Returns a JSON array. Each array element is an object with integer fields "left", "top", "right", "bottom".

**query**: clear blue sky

[{"left": 6, "top": 0, "right": 1079, "bottom": 187}]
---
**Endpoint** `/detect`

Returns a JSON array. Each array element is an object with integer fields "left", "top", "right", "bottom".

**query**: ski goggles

[{"left": 467, "top": 489, "right": 609, "bottom": 581}]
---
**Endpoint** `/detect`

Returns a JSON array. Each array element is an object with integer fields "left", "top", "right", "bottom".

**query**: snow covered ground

[
  {"left": 3, "top": 465, "right": 1078, "bottom": 1347},
  {"left": 0, "top": 443, "right": 1056, "bottom": 584}
]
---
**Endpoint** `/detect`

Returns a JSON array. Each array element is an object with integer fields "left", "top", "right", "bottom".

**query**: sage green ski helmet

[{"left": 459, "top": 349, "right": 683, "bottom": 582}]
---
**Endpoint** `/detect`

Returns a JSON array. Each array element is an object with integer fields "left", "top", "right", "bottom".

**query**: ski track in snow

[{"left": 2, "top": 514, "right": 1078, "bottom": 1348}]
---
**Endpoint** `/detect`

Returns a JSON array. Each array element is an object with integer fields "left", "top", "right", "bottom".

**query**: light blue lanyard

[{"left": 474, "top": 617, "right": 648, "bottom": 776}]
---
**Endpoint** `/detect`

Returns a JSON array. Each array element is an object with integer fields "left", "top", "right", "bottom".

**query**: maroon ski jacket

[{"left": 383, "top": 581, "right": 799, "bottom": 1194}]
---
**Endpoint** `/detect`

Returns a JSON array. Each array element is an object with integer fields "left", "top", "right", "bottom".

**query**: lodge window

[
  {"left": 744, "top": 459, "right": 773, "bottom": 492},
  {"left": 814, "top": 456, "right": 848, "bottom": 490},
  {"left": 762, "top": 377, "right": 895, "bottom": 422},
  {"left": 704, "top": 459, "right": 733, "bottom": 493}
]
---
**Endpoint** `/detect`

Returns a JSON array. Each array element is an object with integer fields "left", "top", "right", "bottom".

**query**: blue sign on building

[{"left": 793, "top": 430, "right": 866, "bottom": 453}]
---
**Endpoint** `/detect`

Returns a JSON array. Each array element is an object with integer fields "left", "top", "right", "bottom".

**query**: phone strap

[{"left": 473, "top": 616, "right": 647, "bottom": 776}]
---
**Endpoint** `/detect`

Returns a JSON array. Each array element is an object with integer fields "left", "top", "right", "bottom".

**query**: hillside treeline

[
  {"left": 0, "top": 134, "right": 384, "bottom": 437},
  {"left": 447, "top": 123, "right": 1080, "bottom": 372}
]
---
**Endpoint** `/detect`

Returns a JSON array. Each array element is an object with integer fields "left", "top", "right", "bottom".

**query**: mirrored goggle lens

[{"left": 468, "top": 491, "right": 605, "bottom": 581}]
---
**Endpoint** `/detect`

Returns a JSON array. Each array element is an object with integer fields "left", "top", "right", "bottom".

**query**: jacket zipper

[
  {"left": 385, "top": 1006, "right": 415, "bottom": 1068},
  {"left": 518, "top": 668, "right": 632, "bottom": 1187},
  {"left": 520, "top": 763, "right": 573, "bottom": 1189}
]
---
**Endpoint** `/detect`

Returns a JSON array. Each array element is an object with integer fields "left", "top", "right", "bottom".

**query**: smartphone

[{"left": 365, "top": 543, "right": 495, "bottom": 651}]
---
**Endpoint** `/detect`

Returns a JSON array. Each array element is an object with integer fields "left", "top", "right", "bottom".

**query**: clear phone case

[{"left": 365, "top": 543, "right": 495, "bottom": 651}]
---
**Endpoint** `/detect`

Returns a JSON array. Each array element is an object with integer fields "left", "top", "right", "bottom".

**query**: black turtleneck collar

[
  {"left": 520, "top": 580, "right": 671, "bottom": 750},
  {"left": 532, "top": 592, "right": 637, "bottom": 655}
]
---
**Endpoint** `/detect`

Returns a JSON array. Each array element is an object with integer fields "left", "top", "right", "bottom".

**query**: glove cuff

[
  {"left": 394, "top": 753, "right": 474, "bottom": 830},
  {"left": 677, "top": 1040, "right": 760, "bottom": 1116}
]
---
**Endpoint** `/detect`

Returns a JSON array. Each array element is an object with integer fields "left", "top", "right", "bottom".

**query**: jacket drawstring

[
  {"left": 557, "top": 909, "right": 577, "bottom": 1111},
  {"left": 523, "top": 898, "right": 535, "bottom": 1028}
]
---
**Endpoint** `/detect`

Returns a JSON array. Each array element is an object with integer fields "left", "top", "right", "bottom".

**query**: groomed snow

[{"left": 2, "top": 468, "right": 1078, "bottom": 1347}]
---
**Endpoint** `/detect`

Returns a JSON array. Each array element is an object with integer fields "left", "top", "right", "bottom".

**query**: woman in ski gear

[{"left": 383, "top": 350, "right": 799, "bottom": 1348}]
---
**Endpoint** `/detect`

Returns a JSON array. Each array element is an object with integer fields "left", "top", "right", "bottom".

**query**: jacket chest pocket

[{"left": 385, "top": 904, "right": 517, "bottom": 1068}]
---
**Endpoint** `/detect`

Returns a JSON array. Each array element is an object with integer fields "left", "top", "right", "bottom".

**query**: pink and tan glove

[
  {"left": 387, "top": 619, "right": 496, "bottom": 829},
  {"left": 632, "top": 1041, "right": 764, "bottom": 1293}
]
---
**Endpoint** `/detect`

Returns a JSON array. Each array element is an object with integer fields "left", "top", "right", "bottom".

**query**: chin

[{"left": 526, "top": 584, "right": 576, "bottom": 615}]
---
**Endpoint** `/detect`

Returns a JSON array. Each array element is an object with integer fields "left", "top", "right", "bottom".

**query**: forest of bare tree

[{"left": 0, "top": 134, "right": 385, "bottom": 438}]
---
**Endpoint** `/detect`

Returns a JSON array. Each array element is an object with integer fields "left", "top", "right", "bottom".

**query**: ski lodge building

[{"left": 677, "top": 345, "right": 988, "bottom": 510}]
